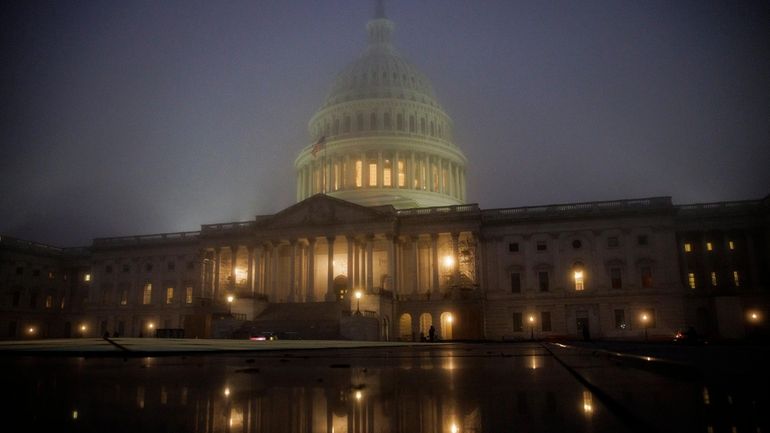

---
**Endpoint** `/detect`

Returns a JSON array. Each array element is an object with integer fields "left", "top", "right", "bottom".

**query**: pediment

[{"left": 260, "top": 194, "right": 394, "bottom": 229}]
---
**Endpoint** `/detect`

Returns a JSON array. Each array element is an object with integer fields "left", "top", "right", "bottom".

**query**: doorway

[{"left": 576, "top": 317, "right": 590, "bottom": 340}]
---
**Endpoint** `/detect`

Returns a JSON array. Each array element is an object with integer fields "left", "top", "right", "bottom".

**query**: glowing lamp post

[
  {"left": 355, "top": 290, "right": 362, "bottom": 315},
  {"left": 79, "top": 324, "right": 87, "bottom": 337},
  {"left": 641, "top": 313, "right": 650, "bottom": 341},
  {"left": 227, "top": 294, "right": 234, "bottom": 315},
  {"left": 528, "top": 315, "right": 535, "bottom": 340}
]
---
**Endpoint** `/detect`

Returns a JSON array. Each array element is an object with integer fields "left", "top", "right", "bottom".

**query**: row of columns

[
  {"left": 204, "top": 232, "right": 471, "bottom": 303},
  {"left": 297, "top": 150, "right": 466, "bottom": 202}
]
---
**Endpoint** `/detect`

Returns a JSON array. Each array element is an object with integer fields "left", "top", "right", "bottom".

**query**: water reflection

[{"left": 3, "top": 345, "right": 765, "bottom": 432}]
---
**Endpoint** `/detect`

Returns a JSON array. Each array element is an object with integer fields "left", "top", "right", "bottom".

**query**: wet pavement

[{"left": 2, "top": 342, "right": 767, "bottom": 432}]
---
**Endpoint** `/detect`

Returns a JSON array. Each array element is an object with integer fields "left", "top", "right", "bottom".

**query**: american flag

[{"left": 311, "top": 136, "right": 326, "bottom": 157}]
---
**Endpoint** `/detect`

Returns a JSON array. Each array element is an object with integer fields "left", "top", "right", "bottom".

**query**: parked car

[{"left": 249, "top": 331, "right": 278, "bottom": 341}]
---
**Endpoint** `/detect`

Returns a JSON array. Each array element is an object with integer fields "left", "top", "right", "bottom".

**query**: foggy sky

[{"left": 2, "top": 0, "right": 769, "bottom": 247}]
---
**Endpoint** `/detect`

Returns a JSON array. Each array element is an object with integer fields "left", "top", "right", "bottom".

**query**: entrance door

[{"left": 576, "top": 318, "right": 590, "bottom": 340}]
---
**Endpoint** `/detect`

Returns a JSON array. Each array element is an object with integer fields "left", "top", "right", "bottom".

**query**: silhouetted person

[{"left": 429, "top": 325, "right": 436, "bottom": 342}]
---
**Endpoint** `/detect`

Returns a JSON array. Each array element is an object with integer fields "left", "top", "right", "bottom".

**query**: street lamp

[
  {"left": 79, "top": 324, "right": 87, "bottom": 337},
  {"left": 355, "top": 290, "right": 362, "bottom": 315},
  {"left": 641, "top": 313, "right": 649, "bottom": 341},
  {"left": 227, "top": 294, "right": 234, "bottom": 315},
  {"left": 528, "top": 315, "right": 535, "bottom": 340}
]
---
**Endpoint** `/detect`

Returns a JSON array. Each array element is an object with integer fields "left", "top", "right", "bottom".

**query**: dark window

[
  {"left": 33, "top": 269, "right": 40, "bottom": 277},
  {"left": 541, "top": 312, "right": 552, "bottom": 332},
  {"left": 513, "top": 313, "right": 523, "bottom": 332},
  {"left": 105, "top": 265, "right": 113, "bottom": 274},
  {"left": 12, "top": 292, "right": 20, "bottom": 307},
  {"left": 510, "top": 273, "right": 521, "bottom": 293},
  {"left": 610, "top": 267, "right": 622, "bottom": 289},
  {"left": 16, "top": 267, "right": 23, "bottom": 275},
  {"left": 509, "top": 243, "right": 519, "bottom": 252},
  {"left": 538, "top": 271, "right": 549, "bottom": 292},
  {"left": 536, "top": 241, "right": 547, "bottom": 252},
  {"left": 145, "top": 263, "right": 153, "bottom": 272},
  {"left": 637, "top": 235, "right": 648, "bottom": 246},
  {"left": 614, "top": 309, "right": 626, "bottom": 329},
  {"left": 572, "top": 240, "right": 582, "bottom": 249},
  {"left": 122, "top": 264, "right": 130, "bottom": 273},
  {"left": 167, "top": 262, "right": 175, "bottom": 271},
  {"left": 607, "top": 237, "right": 619, "bottom": 248},
  {"left": 641, "top": 267, "right": 653, "bottom": 288}
]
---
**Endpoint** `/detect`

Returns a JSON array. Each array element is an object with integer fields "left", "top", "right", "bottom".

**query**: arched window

[
  {"left": 440, "top": 312, "right": 454, "bottom": 340},
  {"left": 419, "top": 313, "right": 432, "bottom": 336},
  {"left": 398, "top": 313, "right": 412, "bottom": 340},
  {"left": 573, "top": 262, "right": 585, "bottom": 291},
  {"left": 383, "top": 159, "right": 392, "bottom": 187}
]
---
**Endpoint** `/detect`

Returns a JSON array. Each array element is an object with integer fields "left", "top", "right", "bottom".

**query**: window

[
  {"left": 684, "top": 243, "right": 692, "bottom": 253},
  {"left": 510, "top": 273, "right": 521, "bottom": 293},
  {"left": 167, "top": 262, "right": 175, "bottom": 271},
  {"left": 733, "top": 271, "right": 740, "bottom": 287},
  {"left": 607, "top": 237, "right": 619, "bottom": 248},
  {"left": 142, "top": 283, "right": 152, "bottom": 305},
  {"left": 574, "top": 268, "right": 584, "bottom": 291},
  {"left": 145, "top": 263, "right": 153, "bottom": 272},
  {"left": 610, "top": 267, "right": 622, "bottom": 289},
  {"left": 538, "top": 271, "right": 549, "bottom": 292},
  {"left": 706, "top": 242, "right": 713, "bottom": 252},
  {"left": 572, "top": 240, "right": 582, "bottom": 249},
  {"left": 536, "top": 241, "right": 547, "bottom": 252},
  {"left": 120, "top": 290, "right": 128, "bottom": 306},
  {"left": 122, "top": 264, "right": 130, "bottom": 273},
  {"left": 48, "top": 271, "right": 54, "bottom": 279},
  {"left": 105, "top": 265, "right": 113, "bottom": 274},
  {"left": 368, "top": 162, "right": 377, "bottom": 186},
  {"left": 614, "top": 309, "right": 626, "bottom": 329},
  {"left": 84, "top": 273, "right": 91, "bottom": 282},
  {"left": 637, "top": 235, "right": 648, "bottom": 246},
  {"left": 541, "top": 312, "right": 552, "bottom": 332},
  {"left": 640, "top": 267, "right": 653, "bottom": 288},
  {"left": 355, "top": 160, "right": 363, "bottom": 187},
  {"left": 383, "top": 159, "right": 392, "bottom": 186},
  {"left": 710, "top": 272, "right": 717, "bottom": 287},
  {"left": 728, "top": 240, "right": 735, "bottom": 251},
  {"left": 186, "top": 287, "right": 193, "bottom": 304},
  {"left": 509, "top": 243, "right": 519, "bottom": 252},
  {"left": 688, "top": 273, "right": 696, "bottom": 289},
  {"left": 397, "top": 160, "right": 405, "bottom": 187},
  {"left": 166, "top": 287, "right": 174, "bottom": 304},
  {"left": 512, "top": 313, "right": 523, "bottom": 332}
]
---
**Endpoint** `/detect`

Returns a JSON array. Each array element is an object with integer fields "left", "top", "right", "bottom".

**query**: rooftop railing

[
  {"left": 483, "top": 197, "right": 673, "bottom": 220},
  {"left": 676, "top": 199, "right": 762, "bottom": 212},
  {"left": 93, "top": 230, "right": 200, "bottom": 246},
  {"left": 200, "top": 221, "right": 254, "bottom": 232},
  {"left": 396, "top": 203, "right": 479, "bottom": 216}
]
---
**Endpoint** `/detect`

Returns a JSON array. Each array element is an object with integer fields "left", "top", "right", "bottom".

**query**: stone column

[
  {"left": 451, "top": 233, "right": 460, "bottom": 286},
  {"left": 362, "top": 152, "right": 368, "bottom": 188},
  {"left": 387, "top": 235, "right": 397, "bottom": 293},
  {"left": 229, "top": 245, "right": 238, "bottom": 292},
  {"left": 411, "top": 236, "right": 420, "bottom": 294},
  {"left": 247, "top": 245, "right": 255, "bottom": 296},
  {"left": 346, "top": 236, "right": 354, "bottom": 287},
  {"left": 410, "top": 151, "right": 416, "bottom": 189},
  {"left": 366, "top": 235, "right": 374, "bottom": 292},
  {"left": 394, "top": 150, "right": 400, "bottom": 188},
  {"left": 326, "top": 236, "right": 335, "bottom": 301},
  {"left": 306, "top": 238, "right": 316, "bottom": 301},
  {"left": 377, "top": 151, "right": 383, "bottom": 188},
  {"left": 289, "top": 240, "right": 297, "bottom": 301},
  {"left": 431, "top": 234, "right": 440, "bottom": 292},
  {"left": 271, "top": 242, "right": 279, "bottom": 301}
]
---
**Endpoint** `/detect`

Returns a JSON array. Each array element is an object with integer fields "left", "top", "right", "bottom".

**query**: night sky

[{"left": 2, "top": 0, "right": 768, "bottom": 247}]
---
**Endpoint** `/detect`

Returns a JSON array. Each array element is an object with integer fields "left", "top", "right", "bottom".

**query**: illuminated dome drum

[{"left": 295, "top": 3, "right": 468, "bottom": 208}]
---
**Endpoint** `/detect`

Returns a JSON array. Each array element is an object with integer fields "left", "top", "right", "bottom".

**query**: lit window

[
  {"left": 383, "top": 160, "right": 392, "bottom": 186},
  {"left": 710, "top": 272, "right": 717, "bottom": 287},
  {"left": 121, "top": 290, "right": 128, "bottom": 305},
  {"left": 574, "top": 269, "right": 584, "bottom": 291},
  {"left": 48, "top": 271, "right": 54, "bottom": 279},
  {"left": 368, "top": 162, "right": 377, "bottom": 186},
  {"left": 684, "top": 243, "right": 692, "bottom": 252},
  {"left": 706, "top": 242, "right": 713, "bottom": 251},
  {"left": 688, "top": 273, "right": 696, "bottom": 289},
  {"left": 166, "top": 287, "right": 174, "bottom": 304},
  {"left": 142, "top": 283, "right": 152, "bottom": 305},
  {"left": 733, "top": 271, "right": 740, "bottom": 287},
  {"left": 397, "top": 160, "right": 405, "bottom": 187},
  {"left": 355, "top": 160, "right": 363, "bottom": 187},
  {"left": 45, "top": 295, "right": 52, "bottom": 309},
  {"left": 728, "top": 241, "right": 735, "bottom": 250},
  {"left": 84, "top": 273, "right": 91, "bottom": 282},
  {"left": 186, "top": 287, "right": 193, "bottom": 304}
]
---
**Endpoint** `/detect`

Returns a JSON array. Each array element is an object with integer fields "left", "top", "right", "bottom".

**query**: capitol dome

[{"left": 295, "top": 1, "right": 467, "bottom": 208}]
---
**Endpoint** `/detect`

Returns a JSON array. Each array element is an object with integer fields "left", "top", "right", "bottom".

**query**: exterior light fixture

[
  {"left": 641, "top": 313, "right": 650, "bottom": 341},
  {"left": 227, "top": 294, "right": 235, "bottom": 315},
  {"left": 442, "top": 255, "right": 455, "bottom": 268},
  {"left": 528, "top": 315, "right": 535, "bottom": 340},
  {"left": 355, "top": 390, "right": 362, "bottom": 401},
  {"left": 355, "top": 290, "right": 362, "bottom": 315}
]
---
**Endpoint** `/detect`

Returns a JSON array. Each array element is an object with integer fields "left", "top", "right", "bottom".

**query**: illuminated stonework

[{"left": 294, "top": 5, "right": 467, "bottom": 208}]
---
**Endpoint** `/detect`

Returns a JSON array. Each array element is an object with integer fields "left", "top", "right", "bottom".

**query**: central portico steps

[{"left": 235, "top": 302, "right": 345, "bottom": 340}]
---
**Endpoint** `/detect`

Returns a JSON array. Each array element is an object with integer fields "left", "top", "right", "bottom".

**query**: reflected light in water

[
  {"left": 582, "top": 391, "right": 593, "bottom": 415},
  {"left": 530, "top": 356, "right": 538, "bottom": 370},
  {"left": 444, "top": 355, "right": 455, "bottom": 371}
]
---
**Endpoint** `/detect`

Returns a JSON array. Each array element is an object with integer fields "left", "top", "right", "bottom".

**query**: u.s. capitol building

[{"left": 1, "top": 4, "right": 767, "bottom": 342}]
